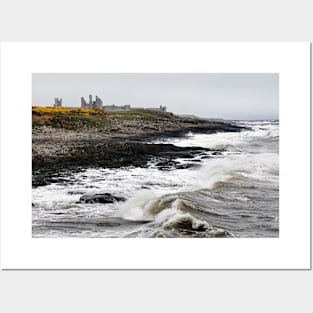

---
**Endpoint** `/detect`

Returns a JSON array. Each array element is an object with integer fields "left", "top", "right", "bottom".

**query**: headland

[{"left": 32, "top": 107, "right": 245, "bottom": 186}]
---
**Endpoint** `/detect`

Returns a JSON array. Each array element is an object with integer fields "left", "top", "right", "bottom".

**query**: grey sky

[{"left": 32, "top": 73, "right": 278, "bottom": 120}]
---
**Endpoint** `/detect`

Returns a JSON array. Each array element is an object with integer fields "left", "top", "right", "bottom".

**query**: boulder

[{"left": 78, "top": 193, "right": 126, "bottom": 204}]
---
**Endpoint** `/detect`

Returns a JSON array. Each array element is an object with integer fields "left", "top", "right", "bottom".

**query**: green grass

[
  {"left": 58, "top": 114, "right": 110, "bottom": 123},
  {"left": 32, "top": 121, "right": 42, "bottom": 128},
  {"left": 108, "top": 109, "right": 156, "bottom": 121},
  {"left": 32, "top": 109, "right": 161, "bottom": 130},
  {"left": 55, "top": 114, "right": 112, "bottom": 128}
]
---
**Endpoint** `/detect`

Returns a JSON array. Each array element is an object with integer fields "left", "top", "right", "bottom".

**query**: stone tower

[
  {"left": 89, "top": 95, "right": 93, "bottom": 108},
  {"left": 95, "top": 96, "right": 103, "bottom": 109},
  {"left": 54, "top": 97, "right": 62, "bottom": 107},
  {"left": 81, "top": 94, "right": 103, "bottom": 109},
  {"left": 81, "top": 97, "right": 87, "bottom": 109}
]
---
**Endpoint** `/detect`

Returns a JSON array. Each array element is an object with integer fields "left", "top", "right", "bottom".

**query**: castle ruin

[
  {"left": 102, "top": 104, "right": 131, "bottom": 111},
  {"left": 102, "top": 104, "right": 167, "bottom": 113},
  {"left": 81, "top": 94, "right": 103, "bottom": 109},
  {"left": 52, "top": 95, "right": 167, "bottom": 113},
  {"left": 147, "top": 105, "right": 167, "bottom": 113},
  {"left": 54, "top": 97, "right": 62, "bottom": 107}
]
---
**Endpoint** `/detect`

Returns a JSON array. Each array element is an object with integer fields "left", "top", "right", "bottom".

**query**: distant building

[
  {"left": 54, "top": 97, "right": 62, "bottom": 107},
  {"left": 102, "top": 104, "right": 167, "bottom": 113},
  {"left": 81, "top": 94, "right": 103, "bottom": 109},
  {"left": 79, "top": 96, "right": 167, "bottom": 113},
  {"left": 81, "top": 97, "right": 88, "bottom": 109},
  {"left": 102, "top": 104, "right": 131, "bottom": 111},
  {"left": 146, "top": 105, "right": 167, "bottom": 113}
]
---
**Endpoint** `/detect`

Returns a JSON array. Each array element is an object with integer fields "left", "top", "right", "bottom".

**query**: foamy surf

[
  {"left": 117, "top": 191, "right": 230, "bottom": 237},
  {"left": 193, "top": 153, "right": 279, "bottom": 190},
  {"left": 32, "top": 120, "right": 279, "bottom": 238}
]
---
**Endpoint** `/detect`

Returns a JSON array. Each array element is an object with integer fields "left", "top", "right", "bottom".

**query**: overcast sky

[{"left": 32, "top": 73, "right": 278, "bottom": 120}]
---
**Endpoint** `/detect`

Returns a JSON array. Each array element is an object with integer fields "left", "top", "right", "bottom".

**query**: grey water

[{"left": 32, "top": 121, "right": 279, "bottom": 238}]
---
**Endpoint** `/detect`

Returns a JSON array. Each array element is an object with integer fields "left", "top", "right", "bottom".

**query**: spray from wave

[
  {"left": 117, "top": 190, "right": 230, "bottom": 237},
  {"left": 117, "top": 150, "right": 278, "bottom": 237},
  {"left": 193, "top": 153, "right": 279, "bottom": 190},
  {"left": 33, "top": 120, "right": 279, "bottom": 238}
]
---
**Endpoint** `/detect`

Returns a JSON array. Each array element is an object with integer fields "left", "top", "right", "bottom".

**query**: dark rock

[
  {"left": 67, "top": 191, "right": 85, "bottom": 195},
  {"left": 78, "top": 193, "right": 126, "bottom": 204},
  {"left": 32, "top": 117, "right": 247, "bottom": 187},
  {"left": 156, "top": 160, "right": 178, "bottom": 167},
  {"left": 175, "top": 163, "right": 199, "bottom": 169}
]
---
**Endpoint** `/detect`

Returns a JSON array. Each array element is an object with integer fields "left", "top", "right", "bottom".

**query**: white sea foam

[
  {"left": 118, "top": 190, "right": 158, "bottom": 221},
  {"left": 193, "top": 153, "right": 279, "bottom": 190},
  {"left": 154, "top": 200, "right": 209, "bottom": 230},
  {"left": 117, "top": 190, "right": 230, "bottom": 236},
  {"left": 118, "top": 191, "right": 189, "bottom": 221},
  {"left": 117, "top": 121, "right": 279, "bottom": 230},
  {"left": 33, "top": 121, "right": 279, "bottom": 238},
  {"left": 157, "top": 122, "right": 279, "bottom": 152},
  {"left": 118, "top": 151, "right": 278, "bottom": 227}
]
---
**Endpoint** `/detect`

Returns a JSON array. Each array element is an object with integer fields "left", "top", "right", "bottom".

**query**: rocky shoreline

[{"left": 32, "top": 114, "right": 245, "bottom": 187}]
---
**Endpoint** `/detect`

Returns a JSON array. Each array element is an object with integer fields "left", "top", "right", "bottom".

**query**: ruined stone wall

[
  {"left": 81, "top": 95, "right": 103, "bottom": 109},
  {"left": 54, "top": 97, "right": 62, "bottom": 107}
]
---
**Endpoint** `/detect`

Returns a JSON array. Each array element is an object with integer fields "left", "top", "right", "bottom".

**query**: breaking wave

[
  {"left": 117, "top": 150, "right": 278, "bottom": 236},
  {"left": 118, "top": 190, "right": 229, "bottom": 237},
  {"left": 33, "top": 120, "right": 279, "bottom": 238},
  {"left": 194, "top": 153, "right": 279, "bottom": 190}
]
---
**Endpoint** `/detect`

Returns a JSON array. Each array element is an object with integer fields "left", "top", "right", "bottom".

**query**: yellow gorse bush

[{"left": 32, "top": 106, "right": 109, "bottom": 116}]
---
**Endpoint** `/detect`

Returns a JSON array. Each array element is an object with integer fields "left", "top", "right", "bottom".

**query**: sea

[{"left": 32, "top": 120, "right": 279, "bottom": 238}]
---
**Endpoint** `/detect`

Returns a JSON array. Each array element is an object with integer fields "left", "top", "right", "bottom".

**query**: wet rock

[
  {"left": 155, "top": 159, "right": 199, "bottom": 170},
  {"left": 175, "top": 163, "right": 199, "bottom": 169},
  {"left": 156, "top": 160, "right": 179, "bottom": 169},
  {"left": 67, "top": 191, "right": 85, "bottom": 195},
  {"left": 32, "top": 115, "right": 245, "bottom": 187},
  {"left": 78, "top": 193, "right": 126, "bottom": 204}
]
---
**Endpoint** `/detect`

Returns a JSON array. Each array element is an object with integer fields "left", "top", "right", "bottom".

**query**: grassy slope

[{"left": 32, "top": 107, "right": 161, "bottom": 130}]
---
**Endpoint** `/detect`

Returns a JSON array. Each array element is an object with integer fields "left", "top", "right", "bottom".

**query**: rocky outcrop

[
  {"left": 32, "top": 112, "right": 247, "bottom": 187},
  {"left": 77, "top": 193, "right": 126, "bottom": 204},
  {"left": 32, "top": 142, "right": 212, "bottom": 170}
]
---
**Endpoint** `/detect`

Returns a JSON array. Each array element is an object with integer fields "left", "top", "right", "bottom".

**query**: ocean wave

[
  {"left": 165, "top": 122, "right": 279, "bottom": 152},
  {"left": 117, "top": 149, "right": 278, "bottom": 236},
  {"left": 193, "top": 153, "right": 278, "bottom": 190},
  {"left": 117, "top": 190, "right": 229, "bottom": 237}
]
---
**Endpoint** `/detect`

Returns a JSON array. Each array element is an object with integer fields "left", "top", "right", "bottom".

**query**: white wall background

[{"left": 0, "top": 1, "right": 312, "bottom": 313}]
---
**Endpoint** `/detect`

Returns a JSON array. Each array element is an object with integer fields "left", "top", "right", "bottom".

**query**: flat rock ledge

[
  {"left": 32, "top": 120, "right": 246, "bottom": 187},
  {"left": 77, "top": 193, "right": 126, "bottom": 204}
]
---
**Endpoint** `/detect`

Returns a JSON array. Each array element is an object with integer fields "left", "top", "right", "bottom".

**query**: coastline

[
  {"left": 32, "top": 112, "right": 245, "bottom": 187},
  {"left": 32, "top": 119, "right": 279, "bottom": 239}
]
